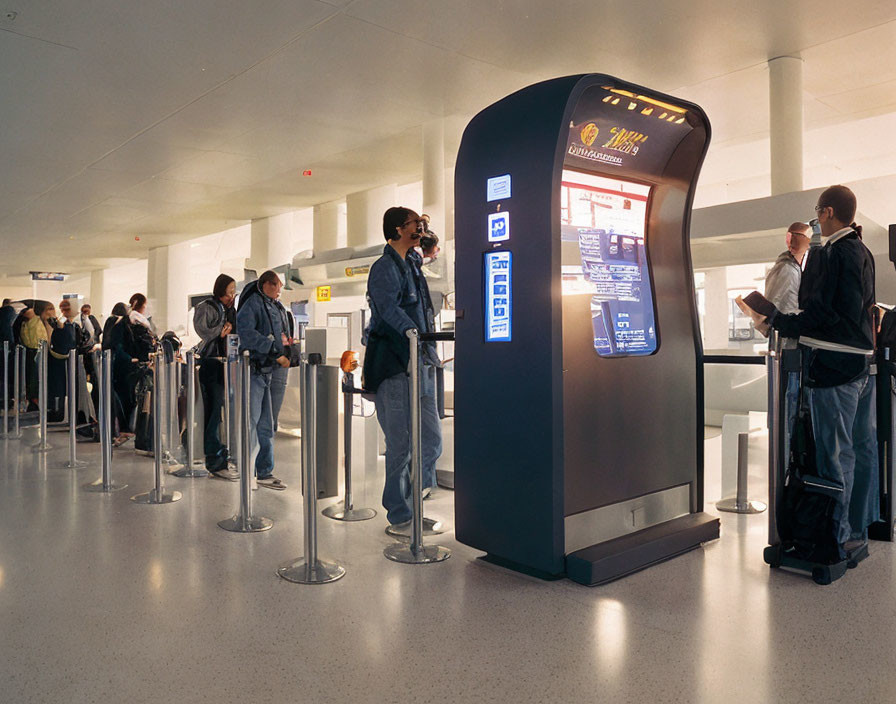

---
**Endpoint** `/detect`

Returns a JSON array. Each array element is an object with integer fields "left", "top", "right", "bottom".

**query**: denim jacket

[
  {"left": 236, "top": 290, "right": 285, "bottom": 370},
  {"left": 363, "top": 245, "right": 437, "bottom": 392}
]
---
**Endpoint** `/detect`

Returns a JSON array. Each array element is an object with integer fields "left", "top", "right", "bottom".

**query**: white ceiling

[{"left": 3, "top": 0, "right": 896, "bottom": 278}]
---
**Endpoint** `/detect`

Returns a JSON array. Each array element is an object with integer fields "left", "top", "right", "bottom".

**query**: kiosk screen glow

[
  {"left": 484, "top": 250, "right": 512, "bottom": 342},
  {"left": 560, "top": 170, "right": 656, "bottom": 356}
]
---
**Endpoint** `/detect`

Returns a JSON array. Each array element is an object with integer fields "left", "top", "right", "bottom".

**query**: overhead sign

[
  {"left": 344, "top": 265, "right": 370, "bottom": 277},
  {"left": 316, "top": 285, "right": 331, "bottom": 302},
  {"left": 30, "top": 271, "right": 67, "bottom": 281}
]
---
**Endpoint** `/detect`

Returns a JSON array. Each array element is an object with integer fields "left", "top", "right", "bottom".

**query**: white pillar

[
  {"left": 703, "top": 268, "right": 730, "bottom": 351},
  {"left": 89, "top": 269, "right": 108, "bottom": 321},
  {"left": 422, "top": 120, "right": 446, "bottom": 236},
  {"left": 313, "top": 201, "right": 342, "bottom": 253},
  {"left": 768, "top": 56, "right": 804, "bottom": 195},
  {"left": 346, "top": 184, "right": 398, "bottom": 248},
  {"left": 147, "top": 243, "right": 191, "bottom": 336}
]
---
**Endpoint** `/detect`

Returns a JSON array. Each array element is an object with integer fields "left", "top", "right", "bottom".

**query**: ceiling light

[
  {"left": 641, "top": 108, "right": 653, "bottom": 115},
  {"left": 611, "top": 98, "right": 620, "bottom": 105},
  {"left": 659, "top": 112, "right": 668, "bottom": 119},
  {"left": 628, "top": 102, "right": 637, "bottom": 110}
]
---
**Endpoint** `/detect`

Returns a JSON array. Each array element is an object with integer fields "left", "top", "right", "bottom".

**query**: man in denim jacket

[
  {"left": 236, "top": 270, "right": 291, "bottom": 490},
  {"left": 363, "top": 207, "right": 441, "bottom": 528}
]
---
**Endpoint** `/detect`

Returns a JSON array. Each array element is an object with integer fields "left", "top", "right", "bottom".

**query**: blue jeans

[
  {"left": 248, "top": 368, "right": 275, "bottom": 479},
  {"left": 782, "top": 371, "right": 800, "bottom": 463},
  {"left": 374, "top": 366, "right": 442, "bottom": 524},
  {"left": 270, "top": 365, "right": 288, "bottom": 432},
  {"left": 807, "top": 373, "right": 880, "bottom": 544}
]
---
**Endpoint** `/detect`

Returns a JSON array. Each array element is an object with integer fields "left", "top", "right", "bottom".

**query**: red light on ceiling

[
  {"left": 302, "top": 170, "right": 312, "bottom": 176},
  {"left": 135, "top": 236, "right": 140, "bottom": 241}
]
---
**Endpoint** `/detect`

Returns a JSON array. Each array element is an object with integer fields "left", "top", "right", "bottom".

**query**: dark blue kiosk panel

[{"left": 454, "top": 75, "right": 720, "bottom": 584}]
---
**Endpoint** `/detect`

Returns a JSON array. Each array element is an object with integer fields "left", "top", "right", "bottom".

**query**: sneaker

[
  {"left": 210, "top": 468, "right": 239, "bottom": 482},
  {"left": 257, "top": 476, "right": 287, "bottom": 490},
  {"left": 112, "top": 435, "right": 133, "bottom": 448},
  {"left": 135, "top": 449, "right": 153, "bottom": 457},
  {"left": 422, "top": 486, "right": 433, "bottom": 500}
]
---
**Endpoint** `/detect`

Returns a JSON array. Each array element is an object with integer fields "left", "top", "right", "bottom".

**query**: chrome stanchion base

[
  {"left": 83, "top": 478, "right": 128, "bottom": 493},
  {"left": 63, "top": 459, "right": 89, "bottom": 468},
  {"left": 716, "top": 498, "right": 767, "bottom": 514},
  {"left": 277, "top": 557, "right": 345, "bottom": 584},
  {"left": 322, "top": 502, "right": 377, "bottom": 521},
  {"left": 383, "top": 543, "right": 451, "bottom": 564},
  {"left": 32, "top": 444, "right": 53, "bottom": 453},
  {"left": 172, "top": 465, "right": 210, "bottom": 478},
  {"left": 130, "top": 488, "right": 183, "bottom": 504},
  {"left": 217, "top": 514, "right": 273, "bottom": 532},
  {"left": 385, "top": 517, "right": 448, "bottom": 538}
]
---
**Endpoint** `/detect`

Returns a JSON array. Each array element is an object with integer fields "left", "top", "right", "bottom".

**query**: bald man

[{"left": 765, "top": 222, "right": 811, "bottom": 315}]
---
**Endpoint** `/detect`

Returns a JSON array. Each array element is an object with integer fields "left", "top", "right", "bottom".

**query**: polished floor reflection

[{"left": 1, "top": 422, "right": 894, "bottom": 703}]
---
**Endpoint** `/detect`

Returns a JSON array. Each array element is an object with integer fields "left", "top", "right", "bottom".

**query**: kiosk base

[
  {"left": 565, "top": 512, "right": 720, "bottom": 586},
  {"left": 868, "top": 519, "right": 895, "bottom": 542}
]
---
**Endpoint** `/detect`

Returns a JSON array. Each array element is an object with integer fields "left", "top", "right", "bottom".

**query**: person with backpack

[
  {"left": 362, "top": 207, "right": 441, "bottom": 529},
  {"left": 751, "top": 185, "right": 879, "bottom": 561},
  {"left": 194, "top": 274, "right": 238, "bottom": 478},
  {"left": 235, "top": 270, "right": 291, "bottom": 490}
]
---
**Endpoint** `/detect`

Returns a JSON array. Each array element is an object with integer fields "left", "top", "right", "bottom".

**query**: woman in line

[
  {"left": 193, "top": 274, "right": 237, "bottom": 477},
  {"left": 103, "top": 302, "right": 136, "bottom": 444},
  {"left": 20, "top": 301, "right": 54, "bottom": 411}
]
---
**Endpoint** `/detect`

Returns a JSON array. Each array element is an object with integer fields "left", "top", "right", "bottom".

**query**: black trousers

[{"left": 198, "top": 359, "right": 227, "bottom": 470}]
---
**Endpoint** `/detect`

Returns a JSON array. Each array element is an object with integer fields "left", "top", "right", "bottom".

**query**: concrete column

[
  {"left": 147, "top": 243, "right": 191, "bottom": 336},
  {"left": 422, "top": 120, "right": 445, "bottom": 235},
  {"left": 768, "top": 56, "right": 804, "bottom": 195},
  {"left": 89, "top": 269, "right": 107, "bottom": 320},
  {"left": 346, "top": 184, "right": 397, "bottom": 248},
  {"left": 703, "top": 268, "right": 730, "bottom": 351},
  {"left": 313, "top": 201, "right": 342, "bottom": 253}
]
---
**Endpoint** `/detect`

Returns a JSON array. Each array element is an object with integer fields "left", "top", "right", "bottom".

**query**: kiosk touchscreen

[{"left": 454, "top": 75, "right": 720, "bottom": 585}]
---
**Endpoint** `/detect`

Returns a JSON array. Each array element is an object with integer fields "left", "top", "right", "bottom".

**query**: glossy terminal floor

[{"left": 1, "top": 421, "right": 895, "bottom": 704}]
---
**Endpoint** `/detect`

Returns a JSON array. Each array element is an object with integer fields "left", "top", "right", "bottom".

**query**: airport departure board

[{"left": 560, "top": 170, "right": 656, "bottom": 356}]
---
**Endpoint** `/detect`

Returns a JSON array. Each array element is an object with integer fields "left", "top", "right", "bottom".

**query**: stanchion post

[
  {"left": 1, "top": 340, "right": 8, "bottom": 438},
  {"left": 33, "top": 340, "right": 51, "bottom": 453},
  {"left": 383, "top": 329, "right": 450, "bottom": 564},
  {"left": 717, "top": 431, "right": 767, "bottom": 514},
  {"left": 218, "top": 351, "right": 272, "bottom": 532},
  {"left": 11, "top": 344, "right": 22, "bottom": 439},
  {"left": 85, "top": 350, "right": 127, "bottom": 492},
  {"left": 131, "top": 350, "right": 182, "bottom": 504},
  {"left": 173, "top": 350, "right": 208, "bottom": 477},
  {"left": 63, "top": 349, "right": 87, "bottom": 468},
  {"left": 278, "top": 353, "right": 345, "bottom": 583},
  {"left": 322, "top": 364, "right": 376, "bottom": 522}
]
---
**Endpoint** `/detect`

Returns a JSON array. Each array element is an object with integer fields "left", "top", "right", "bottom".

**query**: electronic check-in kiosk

[{"left": 453, "top": 74, "right": 720, "bottom": 585}]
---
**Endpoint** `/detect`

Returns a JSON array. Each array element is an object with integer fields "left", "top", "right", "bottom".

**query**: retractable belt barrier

[
  {"left": 131, "top": 349, "right": 182, "bottom": 505},
  {"left": 63, "top": 349, "right": 88, "bottom": 469},
  {"left": 219, "top": 351, "right": 273, "bottom": 533},
  {"left": 383, "top": 329, "right": 451, "bottom": 565},
  {"left": 32, "top": 340, "right": 51, "bottom": 453},
  {"left": 173, "top": 350, "right": 207, "bottom": 478},
  {"left": 85, "top": 350, "right": 127, "bottom": 493},
  {"left": 278, "top": 352, "right": 345, "bottom": 584}
]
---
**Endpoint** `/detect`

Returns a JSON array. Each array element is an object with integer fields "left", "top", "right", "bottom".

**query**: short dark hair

[
  {"left": 129, "top": 293, "right": 147, "bottom": 310},
  {"left": 213, "top": 273, "right": 235, "bottom": 300},
  {"left": 2, "top": 299, "right": 10, "bottom": 306},
  {"left": 818, "top": 185, "right": 857, "bottom": 225},
  {"left": 787, "top": 222, "right": 810, "bottom": 237},
  {"left": 258, "top": 270, "right": 280, "bottom": 287},
  {"left": 80, "top": 303, "right": 91, "bottom": 312},
  {"left": 382, "top": 206, "right": 415, "bottom": 241},
  {"left": 111, "top": 302, "right": 128, "bottom": 317}
]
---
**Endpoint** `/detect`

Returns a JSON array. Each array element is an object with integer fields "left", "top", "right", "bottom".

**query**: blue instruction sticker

[
  {"left": 488, "top": 211, "right": 510, "bottom": 242},
  {"left": 484, "top": 250, "right": 512, "bottom": 342},
  {"left": 486, "top": 174, "right": 512, "bottom": 202}
]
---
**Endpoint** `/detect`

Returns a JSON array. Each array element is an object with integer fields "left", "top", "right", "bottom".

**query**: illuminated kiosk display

[{"left": 454, "top": 75, "right": 720, "bottom": 585}]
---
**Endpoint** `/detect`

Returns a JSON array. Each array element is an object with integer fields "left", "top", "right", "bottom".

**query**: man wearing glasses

[
  {"left": 765, "top": 185, "right": 878, "bottom": 561},
  {"left": 363, "top": 207, "right": 441, "bottom": 530}
]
